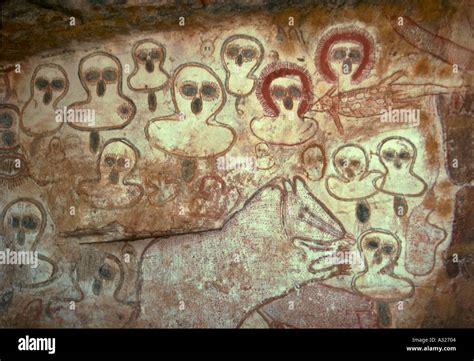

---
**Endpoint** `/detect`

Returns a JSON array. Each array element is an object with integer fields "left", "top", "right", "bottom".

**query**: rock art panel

[{"left": 0, "top": 0, "right": 471, "bottom": 329}]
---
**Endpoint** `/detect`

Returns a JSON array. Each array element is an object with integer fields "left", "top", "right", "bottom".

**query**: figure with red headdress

[{"left": 251, "top": 62, "right": 318, "bottom": 146}]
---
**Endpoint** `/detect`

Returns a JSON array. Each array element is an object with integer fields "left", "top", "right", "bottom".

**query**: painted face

[
  {"left": 81, "top": 53, "right": 121, "bottom": 98},
  {"left": 0, "top": 105, "right": 19, "bottom": 150},
  {"left": 128, "top": 40, "right": 169, "bottom": 95},
  {"left": 134, "top": 41, "right": 165, "bottom": 73},
  {"left": 302, "top": 145, "right": 325, "bottom": 181},
  {"left": 74, "top": 249, "right": 122, "bottom": 300},
  {"left": 99, "top": 140, "right": 136, "bottom": 185},
  {"left": 0, "top": 153, "right": 28, "bottom": 189},
  {"left": 200, "top": 39, "right": 215, "bottom": 58},
  {"left": 269, "top": 76, "right": 304, "bottom": 114},
  {"left": 2, "top": 200, "right": 45, "bottom": 249},
  {"left": 334, "top": 145, "right": 367, "bottom": 181},
  {"left": 173, "top": 64, "right": 224, "bottom": 119},
  {"left": 379, "top": 138, "right": 415, "bottom": 172},
  {"left": 328, "top": 41, "right": 363, "bottom": 79},
  {"left": 315, "top": 26, "right": 375, "bottom": 84},
  {"left": 255, "top": 142, "right": 270, "bottom": 158},
  {"left": 256, "top": 62, "right": 313, "bottom": 119},
  {"left": 222, "top": 36, "right": 263, "bottom": 75},
  {"left": 31, "top": 65, "right": 68, "bottom": 106},
  {"left": 360, "top": 231, "right": 399, "bottom": 271},
  {"left": 90, "top": 256, "right": 121, "bottom": 298},
  {"left": 47, "top": 137, "right": 65, "bottom": 164}
]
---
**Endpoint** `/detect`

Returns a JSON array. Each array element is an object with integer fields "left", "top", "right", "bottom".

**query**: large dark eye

[
  {"left": 350, "top": 159, "right": 360, "bottom": 167},
  {"left": 35, "top": 78, "right": 49, "bottom": 90},
  {"left": 241, "top": 47, "right": 257, "bottom": 60},
  {"left": 98, "top": 264, "right": 114, "bottom": 280},
  {"left": 116, "top": 158, "right": 126, "bottom": 167},
  {"left": 85, "top": 69, "right": 100, "bottom": 83},
  {"left": 338, "top": 158, "right": 347, "bottom": 167},
  {"left": 2, "top": 131, "right": 15, "bottom": 146},
  {"left": 11, "top": 216, "right": 20, "bottom": 228},
  {"left": 150, "top": 48, "right": 162, "bottom": 61},
  {"left": 0, "top": 112, "right": 13, "bottom": 128},
  {"left": 226, "top": 45, "right": 240, "bottom": 58},
  {"left": 180, "top": 83, "right": 198, "bottom": 97},
  {"left": 22, "top": 215, "right": 37, "bottom": 230},
  {"left": 103, "top": 68, "right": 117, "bottom": 82},
  {"left": 270, "top": 86, "right": 286, "bottom": 99},
  {"left": 201, "top": 82, "right": 219, "bottom": 100},
  {"left": 383, "top": 150, "right": 395, "bottom": 160},
  {"left": 399, "top": 151, "right": 411, "bottom": 160},
  {"left": 104, "top": 156, "right": 115, "bottom": 166},
  {"left": 348, "top": 50, "right": 362, "bottom": 62},
  {"left": 366, "top": 238, "right": 379, "bottom": 249},
  {"left": 51, "top": 78, "right": 65, "bottom": 91},
  {"left": 288, "top": 86, "right": 302, "bottom": 99},
  {"left": 332, "top": 48, "right": 346, "bottom": 60},
  {"left": 382, "top": 244, "right": 394, "bottom": 254},
  {"left": 136, "top": 50, "right": 148, "bottom": 62}
]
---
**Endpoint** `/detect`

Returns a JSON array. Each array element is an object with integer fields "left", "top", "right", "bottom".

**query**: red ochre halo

[
  {"left": 315, "top": 26, "right": 376, "bottom": 84},
  {"left": 256, "top": 61, "right": 314, "bottom": 118}
]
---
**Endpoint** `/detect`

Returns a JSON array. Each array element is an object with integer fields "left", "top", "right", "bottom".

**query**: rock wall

[{"left": 0, "top": 0, "right": 473, "bottom": 328}]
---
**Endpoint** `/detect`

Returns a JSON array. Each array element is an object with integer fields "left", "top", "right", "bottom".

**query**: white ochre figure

[
  {"left": 326, "top": 144, "right": 381, "bottom": 201},
  {"left": 251, "top": 62, "right": 318, "bottom": 146},
  {"left": 0, "top": 104, "right": 28, "bottom": 189},
  {"left": 200, "top": 37, "right": 217, "bottom": 64},
  {"left": 1, "top": 198, "right": 56, "bottom": 288},
  {"left": 127, "top": 39, "right": 170, "bottom": 112},
  {"left": 221, "top": 34, "right": 264, "bottom": 97},
  {"left": 374, "top": 137, "right": 427, "bottom": 197},
  {"left": 352, "top": 229, "right": 415, "bottom": 301},
  {"left": 145, "top": 63, "right": 236, "bottom": 159},
  {"left": 69, "top": 51, "right": 136, "bottom": 131},
  {"left": 77, "top": 139, "right": 144, "bottom": 209},
  {"left": 21, "top": 64, "right": 69, "bottom": 137},
  {"left": 315, "top": 26, "right": 375, "bottom": 90}
]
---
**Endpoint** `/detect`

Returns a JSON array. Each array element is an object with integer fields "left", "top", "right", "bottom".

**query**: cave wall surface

[{"left": 0, "top": 0, "right": 473, "bottom": 328}]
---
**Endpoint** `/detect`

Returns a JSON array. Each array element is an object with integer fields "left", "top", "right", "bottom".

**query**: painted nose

[
  {"left": 2, "top": 131, "right": 15, "bottom": 147},
  {"left": 283, "top": 96, "right": 293, "bottom": 110},
  {"left": 56, "top": 266, "right": 84, "bottom": 302},
  {"left": 109, "top": 169, "right": 119, "bottom": 185},
  {"left": 235, "top": 53, "right": 243, "bottom": 66},
  {"left": 345, "top": 167, "right": 355, "bottom": 179},
  {"left": 372, "top": 250, "right": 383, "bottom": 265},
  {"left": 97, "top": 79, "right": 106, "bottom": 97},
  {"left": 17, "top": 230, "right": 25, "bottom": 246},
  {"left": 145, "top": 56, "right": 154, "bottom": 73},
  {"left": 191, "top": 96, "right": 202, "bottom": 115},
  {"left": 342, "top": 58, "right": 353, "bottom": 74},
  {"left": 92, "top": 277, "right": 102, "bottom": 296},
  {"left": 43, "top": 88, "right": 53, "bottom": 105},
  {"left": 394, "top": 159, "right": 402, "bottom": 169}
]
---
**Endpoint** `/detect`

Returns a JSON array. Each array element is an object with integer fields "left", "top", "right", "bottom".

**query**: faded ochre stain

[
  {"left": 414, "top": 58, "right": 431, "bottom": 77},
  {"left": 423, "top": 129, "right": 440, "bottom": 167}
]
